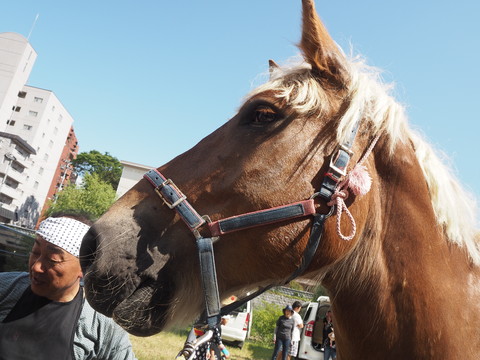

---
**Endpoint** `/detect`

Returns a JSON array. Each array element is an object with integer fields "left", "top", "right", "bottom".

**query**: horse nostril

[{"left": 80, "top": 227, "right": 99, "bottom": 273}]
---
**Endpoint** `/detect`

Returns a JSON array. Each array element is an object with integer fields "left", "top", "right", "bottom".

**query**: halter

[{"left": 143, "top": 120, "right": 373, "bottom": 359}]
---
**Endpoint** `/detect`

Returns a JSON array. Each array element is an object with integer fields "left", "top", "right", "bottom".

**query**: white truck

[
  {"left": 296, "top": 296, "right": 331, "bottom": 360},
  {"left": 221, "top": 300, "right": 252, "bottom": 349}
]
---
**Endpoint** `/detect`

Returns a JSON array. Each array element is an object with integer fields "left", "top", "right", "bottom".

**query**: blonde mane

[{"left": 248, "top": 54, "right": 480, "bottom": 264}]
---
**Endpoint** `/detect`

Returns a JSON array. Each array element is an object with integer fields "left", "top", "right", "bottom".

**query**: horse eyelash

[{"left": 241, "top": 101, "right": 285, "bottom": 126}]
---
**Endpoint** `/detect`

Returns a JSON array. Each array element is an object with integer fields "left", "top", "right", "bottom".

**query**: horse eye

[{"left": 252, "top": 106, "right": 278, "bottom": 124}]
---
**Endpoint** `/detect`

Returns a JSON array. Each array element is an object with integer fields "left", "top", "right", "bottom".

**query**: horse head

[
  {"left": 81, "top": 3, "right": 480, "bottom": 359},
  {"left": 80, "top": 0, "right": 372, "bottom": 335}
]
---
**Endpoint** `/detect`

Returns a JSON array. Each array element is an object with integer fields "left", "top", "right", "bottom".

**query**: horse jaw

[{"left": 81, "top": 186, "right": 206, "bottom": 336}]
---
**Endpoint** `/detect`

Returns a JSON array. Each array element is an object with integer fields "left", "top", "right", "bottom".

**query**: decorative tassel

[{"left": 346, "top": 164, "right": 372, "bottom": 196}]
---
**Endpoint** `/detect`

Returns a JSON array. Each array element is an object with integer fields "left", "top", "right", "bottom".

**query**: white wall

[
  {"left": 116, "top": 160, "right": 153, "bottom": 198},
  {"left": 0, "top": 33, "right": 36, "bottom": 130},
  {"left": 10, "top": 87, "right": 74, "bottom": 224}
]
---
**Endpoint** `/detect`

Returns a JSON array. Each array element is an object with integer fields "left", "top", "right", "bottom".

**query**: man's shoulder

[
  {"left": 0, "top": 272, "right": 29, "bottom": 292},
  {"left": 80, "top": 296, "right": 125, "bottom": 331},
  {"left": 0, "top": 272, "right": 30, "bottom": 322},
  {"left": 293, "top": 311, "right": 302, "bottom": 322},
  {"left": 0, "top": 271, "right": 29, "bottom": 281}
]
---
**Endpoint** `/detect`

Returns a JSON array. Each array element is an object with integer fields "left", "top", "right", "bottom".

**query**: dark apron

[{"left": 0, "top": 286, "right": 83, "bottom": 360}]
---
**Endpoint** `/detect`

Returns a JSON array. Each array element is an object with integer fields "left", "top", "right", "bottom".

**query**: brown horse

[{"left": 80, "top": 1, "right": 480, "bottom": 358}]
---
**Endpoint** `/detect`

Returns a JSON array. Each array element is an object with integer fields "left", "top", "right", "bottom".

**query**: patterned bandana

[{"left": 36, "top": 217, "right": 90, "bottom": 257}]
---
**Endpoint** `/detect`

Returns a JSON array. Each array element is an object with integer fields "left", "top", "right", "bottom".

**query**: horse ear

[
  {"left": 300, "top": 0, "right": 347, "bottom": 85},
  {"left": 269, "top": 59, "right": 280, "bottom": 78}
]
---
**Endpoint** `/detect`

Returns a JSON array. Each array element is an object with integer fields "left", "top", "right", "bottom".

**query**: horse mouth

[{"left": 84, "top": 275, "right": 171, "bottom": 336}]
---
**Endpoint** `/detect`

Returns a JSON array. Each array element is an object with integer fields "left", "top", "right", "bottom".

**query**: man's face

[{"left": 29, "top": 236, "right": 83, "bottom": 302}]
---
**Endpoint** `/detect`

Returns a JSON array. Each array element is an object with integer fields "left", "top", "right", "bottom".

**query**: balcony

[
  {"left": 0, "top": 202, "right": 16, "bottom": 214},
  {"left": 0, "top": 184, "right": 19, "bottom": 202},
  {"left": 0, "top": 162, "right": 26, "bottom": 183}
]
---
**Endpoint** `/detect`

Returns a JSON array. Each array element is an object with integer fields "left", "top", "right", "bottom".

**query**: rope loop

[
  {"left": 327, "top": 186, "right": 356, "bottom": 241},
  {"left": 326, "top": 134, "right": 380, "bottom": 241}
]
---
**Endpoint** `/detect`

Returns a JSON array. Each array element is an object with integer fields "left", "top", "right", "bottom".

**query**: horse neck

[{"left": 323, "top": 139, "right": 480, "bottom": 358}]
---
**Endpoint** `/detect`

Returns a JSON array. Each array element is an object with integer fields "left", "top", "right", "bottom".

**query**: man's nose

[{"left": 30, "top": 257, "right": 45, "bottom": 272}]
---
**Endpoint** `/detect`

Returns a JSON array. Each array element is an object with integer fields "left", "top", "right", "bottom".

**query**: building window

[
  {"left": 38, "top": 167, "right": 44, "bottom": 175},
  {"left": 29, "top": 110, "right": 38, "bottom": 117},
  {"left": 54, "top": 127, "right": 58, "bottom": 135},
  {"left": 14, "top": 146, "right": 27, "bottom": 158},
  {"left": 23, "top": 124, "right": 32, "bottom": 131},
  {"left": 18, "top": 91, "right": 27, "bottom": 98},
  {"left": 6, "top": 120, "right": 15, "bottom": 126},
  {"left": 33, "top": 181, "right": 39, "bottom": 190},
  {"left": 0, "top": 193, "right": 13, "bottom": 205},
  {"left": 12, "top": 106, "right": 21, "bottom": 112},
  {"left": 34, "top": 97, "right": 43, "bottom": 103},
  {"left": 51, "top": 106, "right": 55, "bottom": 112},
  {"left": 43, "top": 154, "right": 49, "bottom": 161},
  {"left": 11, "top": 162, "right": 24, "bottom": 173},
  {"left": 48, "top": 140, "right": 53, "bottom": 148},
  {"left": 58, "top": 114, "right": 63, "bottom": 122}
]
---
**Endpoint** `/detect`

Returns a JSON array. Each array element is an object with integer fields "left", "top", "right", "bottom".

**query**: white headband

[{"left": 36, "top": 217, "right": 90, "bottom": 257}]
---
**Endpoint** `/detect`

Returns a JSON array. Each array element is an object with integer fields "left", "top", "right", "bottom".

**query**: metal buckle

[
  {"left": 155, "top": 178, "right": 187, "bottom": 209},
  {"left": 193, "top": 215, "right": 219, "bottom": 242},
  {"left": 329, "top": 144, "right": 354, "bottom": 177}
]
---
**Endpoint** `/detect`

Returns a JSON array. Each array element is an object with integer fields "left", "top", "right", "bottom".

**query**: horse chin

[
  {"left": 112, "top": 282, "right": 168, "bottom": 336},
  {"left": 83, "top": 275, "right": 171, "bottom": 336}
]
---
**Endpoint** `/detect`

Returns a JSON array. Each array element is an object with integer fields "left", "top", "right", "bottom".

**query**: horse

[{"left": 80, "top": 1, "right": 480, "bottom": 358}]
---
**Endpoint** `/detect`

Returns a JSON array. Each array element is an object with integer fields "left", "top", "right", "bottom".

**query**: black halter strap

[{"left": 144, "top": 169, "right": 326, "bottom": 327}]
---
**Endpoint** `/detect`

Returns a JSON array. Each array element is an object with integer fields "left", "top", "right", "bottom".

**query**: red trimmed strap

[{"left": 208, "top": 199, "right": 316, "bottom": 236}]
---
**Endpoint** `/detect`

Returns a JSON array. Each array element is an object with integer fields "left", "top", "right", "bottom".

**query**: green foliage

[
  {"left": 311, "top": 284, "right": 328, "bottom": 300},
  {"left": 250, "top": 301, "right": 283, "bottom": 345},
  {"left": 45, "top": 173, "right": 116, "bottom": 220},
  {"left": 288, "top": 280, "right": 304, "bottom": 291},
  {"left": 71, "top": 150, "right": 122, "bottom": 189}
]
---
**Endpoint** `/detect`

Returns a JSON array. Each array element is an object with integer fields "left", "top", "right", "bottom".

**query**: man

[
  {"left": 289, "top": 301, "right": 304, "bottom": 360},
  {"left": 0, "top": 214, "right": 137, "bottom": 360}
]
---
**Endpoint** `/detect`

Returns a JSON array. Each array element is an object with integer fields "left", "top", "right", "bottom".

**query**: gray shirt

[
  {"left": 0, "top": 272, "right": 137, "bottom": 360},
  {"left": 274, "top": 315, "right": 295, "bottom": 341}
]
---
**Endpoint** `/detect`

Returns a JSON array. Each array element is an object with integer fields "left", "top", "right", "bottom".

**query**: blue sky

[{"left": 1, "top": 1, "right": 479, "bottom": 203}]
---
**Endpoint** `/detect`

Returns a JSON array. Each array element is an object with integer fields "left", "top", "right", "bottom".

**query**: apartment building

[
  {"left": 8, "top": 85, "right": 78, "bottom": 227},
  {"left": 0, "top": 32, "right": 79, "bottom": 228},
  {"left": 0, "top": 33, "right": 36, "bottom": 130}
]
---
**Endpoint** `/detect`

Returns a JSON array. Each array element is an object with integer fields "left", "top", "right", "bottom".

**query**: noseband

[{"left": 143, "top": 120, "right": 369, "bottom": 358}]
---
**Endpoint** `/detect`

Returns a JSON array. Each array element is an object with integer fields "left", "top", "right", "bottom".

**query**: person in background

[
  {"left": 323, "top": 322, "right": 336, "bottom": 360},
  {"left": 288, "top": 301, "right": 304, "bottom": 360},
  {"left": 209, "top": 315, "right": 231, "bottom": 359},
  {"left": 322, "top": 310, "right": 333, "bottom": 351},
  {"left": 271, "top": 305, "right": 295, "bottom": 360},
  {"left": 0, "top": 213, "right": 137, "bottom": 360}
]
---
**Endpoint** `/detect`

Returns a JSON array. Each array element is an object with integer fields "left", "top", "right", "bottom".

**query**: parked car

[
  {"left": 0, "top": 223, "right": 35, "bottom": 272},
  {"left": 221, "top": 300, "right": 252, "bottom": 349},
  {"left": 296, "top": 296, "right": 331, "bottom": 360}
]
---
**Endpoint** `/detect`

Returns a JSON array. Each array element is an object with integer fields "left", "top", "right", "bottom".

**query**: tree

[
  {"left": 71, "top": 150, "right": 123, "bottom": 189},
  {"left": 45, "top": 173, "right": 117, "bottom": 220}
]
